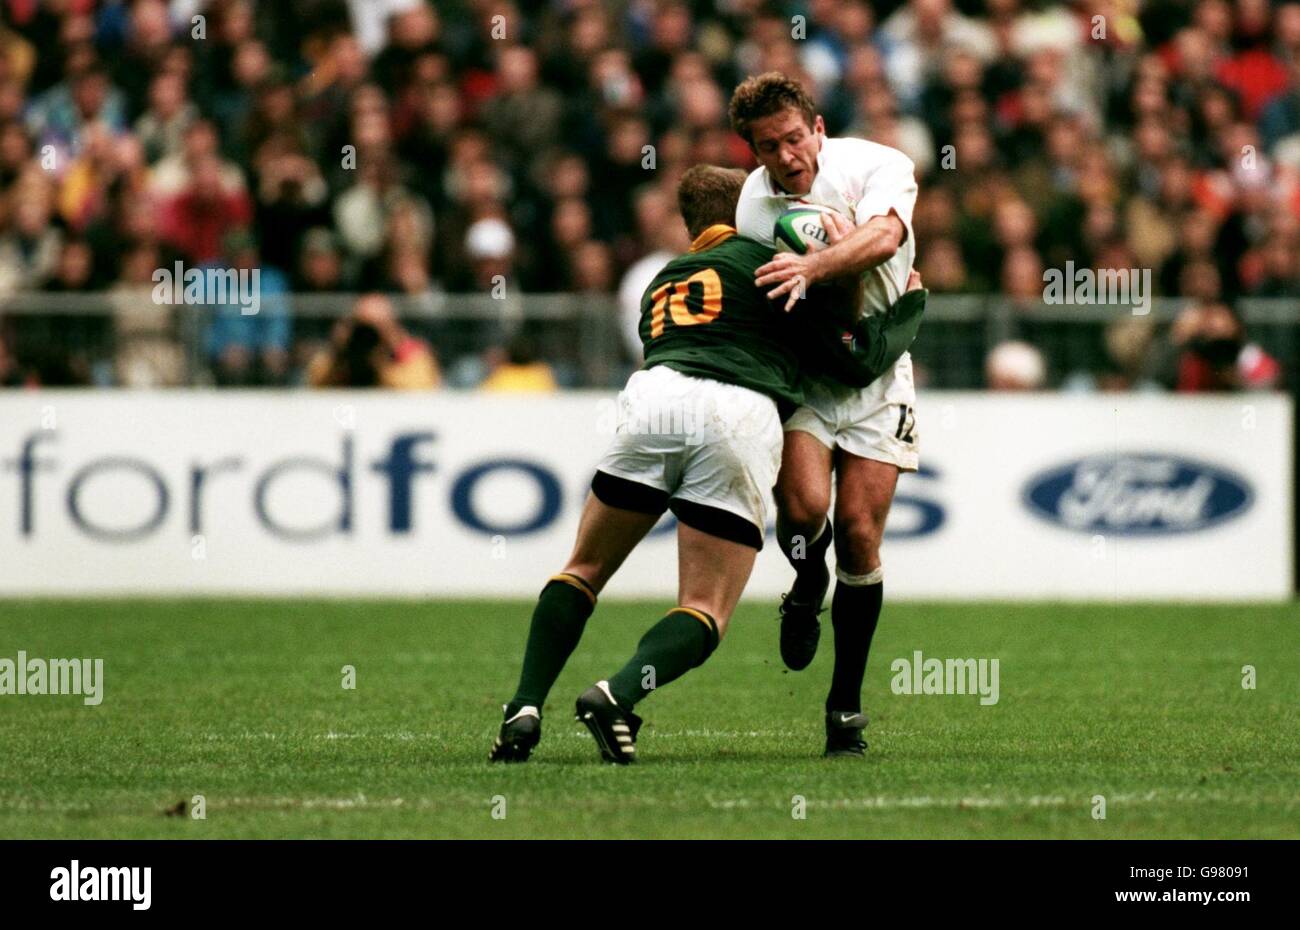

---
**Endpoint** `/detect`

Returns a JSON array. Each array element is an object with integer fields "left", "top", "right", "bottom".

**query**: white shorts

[
  {"left": 595, "top": 365, "right": 783, "bottom": 538},
  {"left": 783, "top": 352, "right": 919, "bottom": 471}
]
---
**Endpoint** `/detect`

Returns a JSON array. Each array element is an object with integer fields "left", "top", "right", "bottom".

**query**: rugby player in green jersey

[{"left": 489, "top": 164, "right": 925, "bottom": 764}]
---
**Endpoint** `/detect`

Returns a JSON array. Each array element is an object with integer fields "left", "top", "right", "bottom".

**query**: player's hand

[
  {"left": 821, "top": 210, "right": 854, "bottom": 245},
  {"left": 755, "top": 249, "right": 822, "bottom": 313},
  {"left": 907, "top": 269, "right": 923, "bottom": 292}
]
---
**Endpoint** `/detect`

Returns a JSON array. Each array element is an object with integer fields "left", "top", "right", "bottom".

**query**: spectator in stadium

[
  {"left": 879, "top": 0, "right": 997, "bottom": 109},
  {"left": 24, "top": 234, "right": 111, "bottom": 385},
  {"left": 1126, "top": 155, "right": 1198, "bottom": 278},
  {"left": 846, "top": 77, "right": 934, "bottom": 175},
  {"left": 0, "top": 326, "right": 22, "bottom": 386},
  {"left": 1250, "top": 231, "right": 1300, "bottom": 296},
  {"left": 332, "top": 156, "right": 428, "bottom": 275},
  {"left": 1162, "top": 301, "right": 1282, "bottom": 391},
  {"left": 538, "top": 2, "right": 609, "bottom": 97},
  {"left": 386, "top": 247, "right": 442, "bottom": 337},
  {"left": 203, "top": 229, "right": 291, "bottom": 387},
  {"left": 537, "top": 196, "right": 595, "bottom": 291},
  {"left": 1260, "top": 55, "right": 1300, "bottom": 152},
  {"left": 570, "top": 240, "right": 616, "bottom": 293},
  {"left": 158, "top": 152, "right": 253, "bottom": 264},
  {"left": 25, "top": 59, "right": 127, "bottom": 166},
  {"left": 110, "top": 241, "right": 186, "bottom": 388},
  {"left": 57, "top": 124, "right": 143, "bottom": 234},
  {"left": 0, "top": 119, "right": 33, "bottom": 188},
  {"left": 1103, "top": 319, "right": 1162, "bottom": 393},
  {"left": 307, "top": 293, "right": 439, "bottom": 389},
  {"left": 294, "top": 227, "right": 348, "bottom": 293},
  {"left": 397, "top": 79, "right": 461, "bottom": 212},
  {"left": 991, "top": 197, "right": 1040, "bottom": 277},
  {"left": 915, "top": 237, "right": 970, "bottom": 293},
  {"left": 207, "top": 40, "right": 273, "bottom": 164},
  {"left": 0, "top": 175, "right": 62, "bottom": 295},
  {"left": 253, "top": 139, "right": 331, "bottom": 278},
  {"left": 236, "top": 68, "right": 306, "bottom": 180},
  {"left": 1159, "top": 209, "right": 1222, "bottom": 296},
  {"left": 83, "top": 195, "right": 167, "bottom": 287},
  {"left": 913, "top": 185, "right": 959, "bottom": 243},
  {"left": 149, "top": 120, "right": 246, "bottom": 198},
  {"left": 43, "top": 237, "right": 97, "bottom": 292},
  {"left": 589, "top": 112, "right": 655, "bottom": 241},
  {"left": 0, "top": 0, "right": 1292, "bottom": 392},
  {"left": 108, "top": 0, "right": 176, "bottom": 118},
  {"left": 986, "top": 340, "right": 1047, "bottom": 391},
  {"left": 0, "top": 22, "right": 35, "bottom": 93},
  {"left": 434, "top": 140, "right": 512, "bottom": 289},
  {"left": 481, "top": 45, "right": 564, "bottom": 168},
  {"left": 1001, "top": 246, "right": 1046, "bottom": 307},
  {"left": 479, "top": 334, "right": 557, "bottom": 393},
  {"left": 462, "top": 216, "right": 516, "bottom": 292},
  {"left": 351, "top": 0, "right": 430, "bottom": 60},
  {"left": 300, "top": 32, "right": 370, "bottom": 157},
  {"left": 370, "top": 3, "right": 442, "bottom": 93},
  {"left": 133, "top": 71, "right": 197, "bottom": 166}
]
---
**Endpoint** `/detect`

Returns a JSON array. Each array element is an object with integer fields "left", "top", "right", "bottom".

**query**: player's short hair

[
  {"left": 728, "top": 72, "right": 818, "bottom": 148},
  {"left": 677, "top": 165, "right": 748, "bottom": 239}
]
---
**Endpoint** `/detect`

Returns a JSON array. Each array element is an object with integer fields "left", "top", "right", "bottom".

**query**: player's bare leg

[
  {"left": 833, "top": 453, "right": 897, "bottom": 574},
  {"left": 491, "top": 492, "right": 660, "bottom": 762},
  {"left": 775, "top": 429, "right": 833, "bottom": 553},
  {"left": 823, "top": 452, "right": 899, "bottom": 757},
  {"left": 560, "top": 492, "right": 663, "bottom": 594},
  {"left": 579, "top": 518, "right": 757, "bottom": 763},
  {"left": 673, "top": 519, "right": 758, "bottom": 635},
  {"left": 773, "top": 430, "right": 835, "bottom": 669}
]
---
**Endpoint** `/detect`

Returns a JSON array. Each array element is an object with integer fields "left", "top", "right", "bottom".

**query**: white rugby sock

[{"left": 835, "top": 565, "right": 883, "bottom": 586}]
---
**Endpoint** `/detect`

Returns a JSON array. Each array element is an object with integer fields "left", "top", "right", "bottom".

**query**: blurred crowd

[{"left": 0, "top": 0, "right": 1295, "bottom": 391}]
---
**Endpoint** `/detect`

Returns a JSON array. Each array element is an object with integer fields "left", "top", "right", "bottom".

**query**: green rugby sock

[
  {"left": 508, "top": 574, "right": 597, "bottom": 714},
  {"left": 607, "top": 608, "right": 720, "bottom": 709}
]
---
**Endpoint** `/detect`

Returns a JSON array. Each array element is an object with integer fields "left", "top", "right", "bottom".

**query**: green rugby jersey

[
  {"left": 786, "top": 287, "right": 927, "bottom": 389},
  {"left": 637, "top": 224, "right": 926, "bottom": 408},
  {"left": 638, "top": 225, "right": 804, "bottom": 409}
]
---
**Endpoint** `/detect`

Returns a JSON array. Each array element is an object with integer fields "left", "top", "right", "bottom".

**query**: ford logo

[{"left": 1023, "top": 453, "right": 1253, "bottom": 536}]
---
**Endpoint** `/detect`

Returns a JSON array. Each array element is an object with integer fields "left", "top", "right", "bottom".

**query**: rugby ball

[{"left": 774, "top": 204, "right": 845, "bottom": 254}]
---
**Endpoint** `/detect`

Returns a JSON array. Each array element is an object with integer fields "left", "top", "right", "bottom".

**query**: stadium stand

[{"left": 0, "top": 0, "right": 1295, "bottom": 391}]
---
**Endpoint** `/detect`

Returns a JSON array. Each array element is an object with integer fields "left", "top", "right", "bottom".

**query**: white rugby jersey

[{"left": 736, "top": 134, "right": 917, "bottom": 317}]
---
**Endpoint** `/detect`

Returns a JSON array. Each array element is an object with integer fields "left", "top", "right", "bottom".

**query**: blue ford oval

[{"left": 1022, "top": 453, "right": 1253, "bottom": 536}]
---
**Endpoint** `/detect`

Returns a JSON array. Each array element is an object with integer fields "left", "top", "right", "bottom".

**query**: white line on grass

[
  {"left": 707, "top": 790, "right": 1294, "bottom": 810},
  {"left": 1, "top": 790, "right": 1295, "bottom": 815}
]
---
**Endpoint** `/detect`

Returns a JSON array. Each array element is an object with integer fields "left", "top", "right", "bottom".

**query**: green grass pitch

[{"left": 0, "top": 599, "right": 1296, "bottom": 839}]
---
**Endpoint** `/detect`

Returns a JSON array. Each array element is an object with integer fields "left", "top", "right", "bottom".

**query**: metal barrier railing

[{"left": 0, "top": 290, "right": 1295, "bottom": 389}]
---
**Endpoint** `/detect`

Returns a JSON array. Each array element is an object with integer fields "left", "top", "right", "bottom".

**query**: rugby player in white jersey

[{"left": 730, "top": 72, "right": 919, "bottom": 757}]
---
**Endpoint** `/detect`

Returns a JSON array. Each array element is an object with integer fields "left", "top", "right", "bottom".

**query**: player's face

[{"left": 748, "top": 108, "right": 824, "bottom": 195}]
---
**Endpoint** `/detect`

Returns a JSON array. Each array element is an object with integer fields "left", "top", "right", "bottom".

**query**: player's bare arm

[
  {"left": 806, "top": 211, "right": 905, "bottom": 281},
  {"left": 755, "top": 211, "right": 905, "bottom": 310}
]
